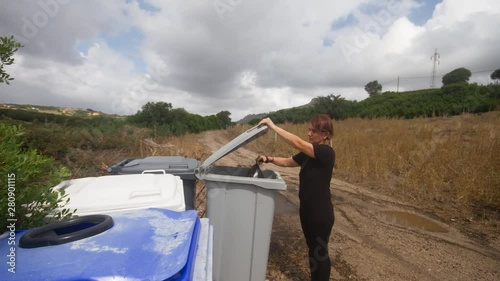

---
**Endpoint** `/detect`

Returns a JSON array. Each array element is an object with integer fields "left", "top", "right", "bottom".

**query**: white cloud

[{"left": 0, "top": 0, "right": 499, "bottom": 121}]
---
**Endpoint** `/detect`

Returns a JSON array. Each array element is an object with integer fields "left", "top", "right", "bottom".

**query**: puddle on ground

[{"left": 380, "top": 211, "right": 448, "bottom": 233}]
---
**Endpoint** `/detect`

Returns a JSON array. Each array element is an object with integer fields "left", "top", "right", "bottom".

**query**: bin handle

[
  {"left": 107, "top": 158, "right": 137, "bottom": 173},
  {"left": 115, "top": 158, "right": 136, "bottom": 167},
  {"left": 247, "top": 163, "right": 265, "bottom": 178},
  {"left": 168, "top": 164, "right": 189, "bottom": 169},
  {"left": 19, "top": 215, "right": 114, "bottom": 248},
  {"left": 129, "top": 189, "right": 162, "bottom": 199},
  {"left": 141, "top": 169, "right": 167, "bottom": 174}
]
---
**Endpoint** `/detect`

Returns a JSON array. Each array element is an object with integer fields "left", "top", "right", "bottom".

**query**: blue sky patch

[
  {"left": 137, "top": 0, "right": 161, "bottom": 13},
  {"left": 408, "top": 0, "right": 442, "bottom": 25},
  {"left": 329, "top": 0, "right": 442, "bottom": 32},
  {"left": 105, "top": 27, "right": 147, "bottom": 72},
  {"left": 322, "top": 38, "right": 334, "bottom": 47},
  {"left": 76, "top": 40, "right": 93, "bottom": 57},
  {"left": 358, "top": 2, "right": 384, "bottom": 16},
  {"left": 76, "top": 27, "right": 147, "bottom": 73},
  {"left": 126, "top": 0, "right": 160, "bottom": 13},
  {"left": 331, "top": 14, "right": 358, "bottom": 30}
]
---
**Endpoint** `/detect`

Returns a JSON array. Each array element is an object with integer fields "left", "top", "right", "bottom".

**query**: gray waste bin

[
  {"left": 195, "top": 125, "right": 287, "bottom": 281},
  {"left": 107, "top": 156, "right": 200, "bottom": 210}
]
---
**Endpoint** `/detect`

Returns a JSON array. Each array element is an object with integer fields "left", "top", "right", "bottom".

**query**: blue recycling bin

[{"left": 0, "top": 208, "right": 201, "bottom": 281}]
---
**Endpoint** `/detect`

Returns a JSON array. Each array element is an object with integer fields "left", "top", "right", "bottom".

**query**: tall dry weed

[
  {"left": 338, "top": 113, "right": 499, "bottom": 219},
  {"left": 138, "top": 133, "right": 206, "bottom": 160}
]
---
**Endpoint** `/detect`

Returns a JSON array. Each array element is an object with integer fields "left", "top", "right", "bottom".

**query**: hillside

[
  {"left": 0, "top": 103, "right": 110, "bottom": 117},
  {"left": 236, "top": 113, "right": 268, "bottom": 124},
  {"left": 235, "top": 97, "right": 320, "bottom": 123}
]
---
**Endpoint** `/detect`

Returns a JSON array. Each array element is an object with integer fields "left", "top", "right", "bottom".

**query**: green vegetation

[
  {"left": 127, "top": 101, "right": 233, "bottom": 135},
  {"left": 0, "top": 124, "right": 74, "bottom": 231},
  {"left": 491, "top": 68, "right": 500, "bottom": 83},
  {"left": 365, "top": 80, "right": 383, "bottom": 96},
  {"left": 442, "top": 67, "right": 472, "bottom": 85},
  {"left": 0, "top": 35, "right": 22, "bottom": 85},
  {"left": 265, "top": 84, "right": 500, "bottom": 124}
]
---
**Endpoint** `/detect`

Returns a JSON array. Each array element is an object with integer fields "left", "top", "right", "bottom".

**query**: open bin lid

[{"left": 198, "top": 125, "right": 268, "bottom": 172}]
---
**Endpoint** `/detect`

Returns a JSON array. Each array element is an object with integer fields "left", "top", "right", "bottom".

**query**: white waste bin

[{"left": 107, "top": 156, "right": 200, "bottom": 210}]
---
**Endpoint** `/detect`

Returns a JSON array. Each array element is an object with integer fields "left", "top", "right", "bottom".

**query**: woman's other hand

[{"left": 258, "top": 117, "right": 275, "bottom": 129}]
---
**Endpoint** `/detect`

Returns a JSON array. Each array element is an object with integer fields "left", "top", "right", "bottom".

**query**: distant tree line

[
  {"left": 256, "top": 83, "right": 500, "bottom": 124},
  {"left": 126, "top": 101, "right": 232, "bottom": 136}
]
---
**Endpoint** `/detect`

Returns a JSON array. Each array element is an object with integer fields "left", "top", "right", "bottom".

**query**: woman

[{"left": 257, "top": 114, "right": 335, "bottom": 281}]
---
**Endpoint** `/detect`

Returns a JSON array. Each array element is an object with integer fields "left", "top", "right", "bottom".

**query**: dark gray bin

[{"left": 107, "top": 156, "right": 200, "bottom": 210}]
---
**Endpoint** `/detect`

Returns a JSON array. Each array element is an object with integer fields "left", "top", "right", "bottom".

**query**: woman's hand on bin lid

[
  {"left": 256, "top": 155, "right": 266, "bottom": 165},
  {"left": 256, "top": 155, "right": 273, "bottom": 164}
]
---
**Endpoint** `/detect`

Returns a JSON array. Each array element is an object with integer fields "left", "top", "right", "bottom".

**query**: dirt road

[{"left": 199, "top": 130, "right": 500, "bottom": 281}]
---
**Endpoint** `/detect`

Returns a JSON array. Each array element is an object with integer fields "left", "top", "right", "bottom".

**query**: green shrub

[
  {"left": 23, "top": 122, "right": 70, "bottom": 158},
  {"left": 0, "top": 124, "right": 74, "bottom": 231}
]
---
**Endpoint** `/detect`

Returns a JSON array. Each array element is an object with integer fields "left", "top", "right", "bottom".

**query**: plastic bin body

[
  {"left": 108, "top": 156, "right": 199, "bottom": 210},
  {"left": 194, "top": 218, "right": 214, "bottom": 281},
  {"left": 50, "top": 173, "right": 185, "bottom": 216},
  {"left": 0, "top": 208, "right": 201, "bottom": 281},
  {"left": 196, "top": 125, "right": 287, "bottom": 281}
]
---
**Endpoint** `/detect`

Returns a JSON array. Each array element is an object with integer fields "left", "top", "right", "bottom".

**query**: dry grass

[
  {"left": 227, "top": 112, "right": 500, "bottom": 221},
  {"left": 335, "top": 113, "right": 499, "bottom": 221},
  {"left": 137, "top": 133, "right": 207, "bottom": 160}
]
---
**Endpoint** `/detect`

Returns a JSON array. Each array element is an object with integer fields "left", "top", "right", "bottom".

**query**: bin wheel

[
  {"left": 247, "top": 163, "right": 264, "bottom": 178},
  {"left": 19, "top": 214, "right": 114, "bottom": 248}
]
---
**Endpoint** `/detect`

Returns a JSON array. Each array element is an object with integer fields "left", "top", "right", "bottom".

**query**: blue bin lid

[{"left": 1, "top": 208, "right": 200, "bottom": 281}]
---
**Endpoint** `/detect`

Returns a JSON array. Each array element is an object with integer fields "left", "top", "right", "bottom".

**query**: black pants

[{"left": 300, "top": 209, "right": 334, "bottom": 281}]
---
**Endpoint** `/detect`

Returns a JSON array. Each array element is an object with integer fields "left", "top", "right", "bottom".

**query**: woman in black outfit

[{"left": 257, "top": 114, "right": 335, "bottom": 281}]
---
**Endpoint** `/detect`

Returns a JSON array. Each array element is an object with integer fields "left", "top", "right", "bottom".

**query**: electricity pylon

[{"left": 430, "top": 48, "right": 440, "bottom": 88}]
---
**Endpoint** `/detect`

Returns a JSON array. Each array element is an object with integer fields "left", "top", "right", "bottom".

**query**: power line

[
  {"left": 400, "top": 75, "right": 438, "bottom": 79},
  {"left": 380, "top": 68, "right": 497, "bottom": 90},
  {"left": 390, "top": 68, "right": 497, "bottom": 81},
  {"left": 469, "top": 69, "right": 498, "bottom": 74}
]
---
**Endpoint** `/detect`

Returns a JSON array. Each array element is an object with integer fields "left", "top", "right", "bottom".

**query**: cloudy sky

[{"left": 0, "top": 0, "right": 499, "bottom": 121}]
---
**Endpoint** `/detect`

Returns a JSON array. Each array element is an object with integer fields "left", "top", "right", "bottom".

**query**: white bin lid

[
  {"left": 52, "top": 174, "right": 185, "bottom": 216},
  {"left": 199, "top": 125, "right": 268, "bottom": 171}
]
